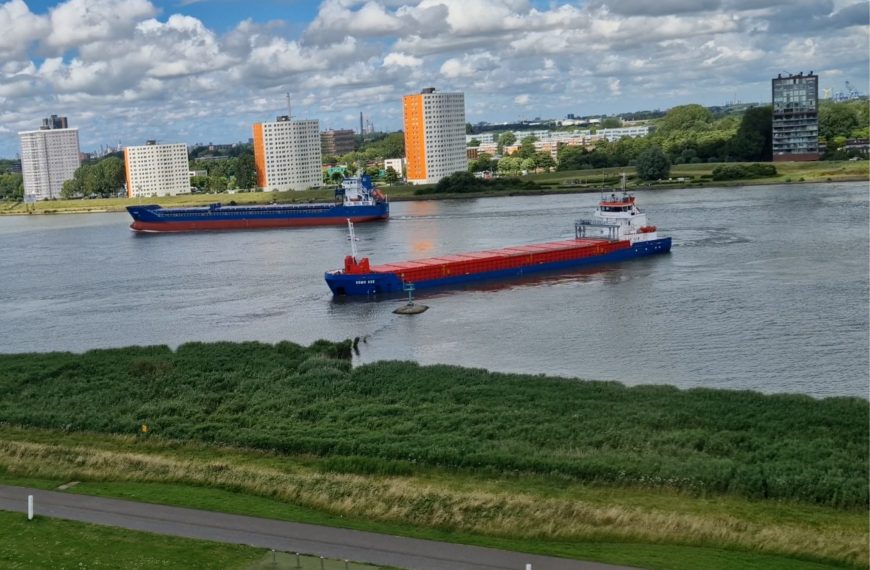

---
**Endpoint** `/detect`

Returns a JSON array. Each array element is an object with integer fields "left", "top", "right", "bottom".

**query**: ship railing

[{"left": 575, "top": 219, "right": 622, "bottom": 241}]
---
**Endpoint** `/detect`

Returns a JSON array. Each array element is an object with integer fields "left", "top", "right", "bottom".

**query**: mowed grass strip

[
  {"left": 0, "top": 509, "right": 261, "bottom": 569},
  {"left": 0, "top": 435, "right": 865, "bottom": 568}
]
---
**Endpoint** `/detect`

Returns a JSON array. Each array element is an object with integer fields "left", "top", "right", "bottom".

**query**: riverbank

[
  {"left": 1, "top": 160, "right": 866, "bottom": 216},
  {"left": 0, "top": 340, "right": 866, "bottom": 569}
]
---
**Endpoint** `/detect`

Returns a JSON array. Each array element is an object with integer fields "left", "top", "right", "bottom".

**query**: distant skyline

[{"left": 0, "top": 0, "right": 867, "bottom": 158}]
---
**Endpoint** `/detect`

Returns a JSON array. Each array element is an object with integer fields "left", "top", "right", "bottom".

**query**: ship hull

[
  {"left": 326, "top": 237, "right": 671, "bottom": 296},
  {"left": 127, "top": 203, "right": 388, "bottom": 233}
]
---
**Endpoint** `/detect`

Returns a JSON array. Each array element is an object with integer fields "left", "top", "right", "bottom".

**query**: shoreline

[{"left": 1, "top": 174, "right": 867, "bottom": 217}]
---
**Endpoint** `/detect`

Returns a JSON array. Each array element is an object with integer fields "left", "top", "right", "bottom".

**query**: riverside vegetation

[
  {"left": 0, "top": 340, "right": 867, "bottom": 569},
  {"left": 1, "top": 160, "right": 867, "bottom": 216}
]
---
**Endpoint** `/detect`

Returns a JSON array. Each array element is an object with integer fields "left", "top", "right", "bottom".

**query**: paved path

[{"left": 0, "top": 485, "right": 640, "bottom": 570}]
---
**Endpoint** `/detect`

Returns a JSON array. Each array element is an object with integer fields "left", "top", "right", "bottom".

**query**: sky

[{"left": 0, "top": 0, "right": 867, "bottom": 158}]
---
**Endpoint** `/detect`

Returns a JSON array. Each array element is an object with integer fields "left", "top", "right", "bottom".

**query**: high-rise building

[
  {"left": 403, "top": 88, "right": 467, "bottom": 184},
  {"left": 772, "top": 72, "right": 820, "bottom": 161},
  {"left": 19, "top": 123, "right": 81, "bottom": 201},
  {"left": 124, "top": 141, "right": 190, "bottom": 197},
  {"left": 321, "top": 129, "right": 356, "bottom": 157},
  {"left": 252, "top": 115, "right": 323, "bottom": 191}
]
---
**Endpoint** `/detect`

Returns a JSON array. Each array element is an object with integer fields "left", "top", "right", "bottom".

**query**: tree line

[
  {"left": 189, "top": 151, "right": 256, "bottom": 193},
  {"left": 466, "top": 99, "right": 867, "bottom": 182}
]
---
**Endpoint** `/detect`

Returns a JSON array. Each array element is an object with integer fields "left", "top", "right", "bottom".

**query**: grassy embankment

[
  {"left": 1, "top": 160, "right": 866, "bottom": 215},
  {"left": 0, "top": 510, "right": 392, "bottom": 570},
  {"left": 0, "top": 340, "right": 866, "bottom": 570}
]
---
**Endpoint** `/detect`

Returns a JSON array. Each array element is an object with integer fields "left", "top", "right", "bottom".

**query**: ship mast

[{"left": 347, "top": 219, "right": 358, "bottom": 259}]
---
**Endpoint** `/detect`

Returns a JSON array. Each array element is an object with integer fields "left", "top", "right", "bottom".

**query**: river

[{"left": 0, "top": 182, "right": 867, "bottom": 398}]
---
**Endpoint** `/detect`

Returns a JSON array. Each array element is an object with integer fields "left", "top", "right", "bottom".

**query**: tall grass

[{"left": 0, "top": 341, "right": 865, "bottom": 508}]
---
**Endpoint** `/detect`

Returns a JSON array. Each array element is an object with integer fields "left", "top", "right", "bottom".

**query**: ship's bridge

[{"left": 576, "top": 191, "right": 657, "bottom": 243}]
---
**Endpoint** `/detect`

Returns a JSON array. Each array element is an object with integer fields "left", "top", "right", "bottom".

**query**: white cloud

[
  {"left": 440, "top": 58, "right": 475, "bottom": 78},
  {"left": 514, "top": 94, "right": 530, "bottom": 105},
  {"left": 0, "top": 0, "right": 49, "bottom": 60},
  {"left": 608, "top": 78, "right": 622, "bottom": 96},
  {"left": 44, "top": 0, "right": 157, "bottom": 53},
  {"left": 383, "top": 52, "right": 423, "bottom": 68}
]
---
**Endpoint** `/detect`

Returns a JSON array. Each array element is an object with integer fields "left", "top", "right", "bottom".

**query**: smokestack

[{"left": 360, "top": 112, "right": 364, "bottom": 136}]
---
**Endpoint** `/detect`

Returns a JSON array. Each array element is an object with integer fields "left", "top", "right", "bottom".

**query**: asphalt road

[{"left": 0, "top": 485, "right": 641, "bottom": 570}]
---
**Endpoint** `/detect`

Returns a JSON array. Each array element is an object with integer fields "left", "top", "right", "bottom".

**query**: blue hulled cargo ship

[
  {"left": 127, "top": 175, "right": 388, "bottom": 232},
  {"left": 326, "top": 191, "right": 671, "bottom": 296}
]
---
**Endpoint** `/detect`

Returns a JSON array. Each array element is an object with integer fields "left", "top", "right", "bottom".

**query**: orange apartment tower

[{"left": 402, "top": 88, "right": 467, "bottom": 184}]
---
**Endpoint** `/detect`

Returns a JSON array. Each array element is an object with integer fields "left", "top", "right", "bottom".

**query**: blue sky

[{"left": 0, "top": 0, "right": 867, "bottom": 157}]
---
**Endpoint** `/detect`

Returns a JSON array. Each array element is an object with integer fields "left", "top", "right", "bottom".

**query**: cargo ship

[
  {"left": 325, "top": 191, "right": 671, "bottom": 296},
  {"left": 126, "top": 175, "right": 388, "bottom": 232}
]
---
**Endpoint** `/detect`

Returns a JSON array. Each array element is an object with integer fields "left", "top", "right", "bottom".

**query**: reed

[{"left": 0, "top": 341, "right": 865, "bottom": 509}]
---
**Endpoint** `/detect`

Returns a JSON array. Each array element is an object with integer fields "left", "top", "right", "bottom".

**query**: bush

[
  {"left": 712, "top": 163, "right": 777, "bottom": 181},
  {"left": 415, "top": 172, "right": 538, "bottom": 195},
  {"left": 635, "top": 147, "right": 671, "bottom": 181}
]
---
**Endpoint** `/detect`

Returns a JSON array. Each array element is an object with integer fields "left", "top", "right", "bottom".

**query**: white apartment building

[
  {"left": 19, "top": 128, "right": 81, "bottom": 200},
  {"left": 124, "top": 142, "right": 190, "bottom": 198},
  {"left": 252, "top": 116, "right": 322, "bottom": 191},
  {"left": 403, "top": 88, "right": 467, "bottom": 184},
  {"left": 597, "top": 126, "right": 651, "bottom": 142},
  {"left": 384, "top": 157, "right": 405, "bottom": 175}
]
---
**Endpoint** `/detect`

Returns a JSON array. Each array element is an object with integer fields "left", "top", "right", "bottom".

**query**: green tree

[
  {"left": 497, "top": 132, "right": 517, "bottom": 155},
  {"left": 0, "top": 173, "right": 23, "bottom": 200},
  {"left": 729, "top": 106, "right": 772, "bottom": 162},
  {"left": 380, "top": 132, "right": 406, "bottom": 159},
  {"left": 517, "top": 136, "right": 538, "bottom": 159},
  {"left": 190, "top": 175, "right": 209, "bottom": 192},
  {"left": 497, "top": 156, "right": 521, "bottom": 175},
  {"left": 556, "top": 145, "right": 590, "bottom": 170},
  {"left": 208, "top": 176, "right": 228, "bottom": 193},
  {"left": 61, "top": 177, "right": 81, "bottom": 199},
  {"left": 635, "top": 146, "right": 671, "bottom": 180},
  {"left": 819, "top": 102, "right": 860, "bottom": 141},
  {"left": 384, "top": 166, "right": 399, "bottom": 185},
  {"left": 601, "top": 117, "right": 623, "bottom": 128},
  {"left": 469, "top": 153, "right": 494, "bottom": 173},
  {"left": 96, "top": 157, "right": 125, "bottom": 197},
  {"left": 657, "top": 104, "right": 714, "bottom": 134},
  {"left": 467, "top": 138, "right": 481, "bottom": 147},
  {"left": 520, "top": 157, "right": 536, "bottom": 173},
  {"left": 234, "top": 152, "right": 256, "bottom": 190},
  {"left": 533, "top": 151, "right": 555, "bottom": 170}
]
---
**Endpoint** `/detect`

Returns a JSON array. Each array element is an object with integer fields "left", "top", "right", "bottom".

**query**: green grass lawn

[
  {"left": 0, "top": 507, "right": 395, "bottom": 570},
  {"left": 0, "top": 509, "right": 261, "bottom": 569}
]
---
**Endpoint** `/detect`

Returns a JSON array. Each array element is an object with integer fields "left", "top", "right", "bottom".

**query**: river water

[{"left": 0, "top": 182, "right": 867, "bottom": 398}]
